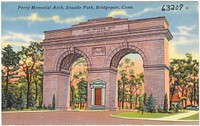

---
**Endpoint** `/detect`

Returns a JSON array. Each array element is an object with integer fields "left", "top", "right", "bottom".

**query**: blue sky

[{"left": 1, "top": 1, "right": 199, "bottom": 60}]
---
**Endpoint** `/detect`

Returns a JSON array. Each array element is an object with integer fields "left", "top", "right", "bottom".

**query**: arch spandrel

[
  {"left": 56, "top": 48, "right": 92, "bottom": 71},
  {"left": 104, "top": 43, "right": 149, "bottom": 68}
]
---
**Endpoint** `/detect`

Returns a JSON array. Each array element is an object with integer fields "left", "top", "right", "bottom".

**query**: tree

[
  {"left": 29, "top": 95, "right": 36, "bottom": 108},
  {"left": 129, "top": 72, "right": 144, "bottom": 109},
  {"left": 18, "top": 42, "right": 43, "bottom": 109},
  {"left": 2, "top": 45, "right": 20, "bottom": 97},
  {"left": 143, "top": 93, "right": 147, "bottom": 111},
  {"left": 169, "top": 54, "right": 199, "bottom": 108},
  {"left": 146, "top": 94, "right": 156, "bottom": 113},
  {"left": 2, "top": 91, "right": 7, "bottom": 110},
  {"left": 18, "top": 92, "right": 26, "bottom": 110},
  {"left": 32, "top": 64, "right": 43, "bottom": 105},
  {"left": 52, "top": 94, "right": 55, "bottom": 110},
  {"left": 163, "top": 93, "right": 168, "bottom": 112},
  {"left": 118, "top": 58, "right": 134, "bottom": 109},
  {"left": 143, "top": 93, "right": 147, "bottom": 108},
  {"left": 7, "top": 92, "right": 17, "bottom": 110},
  {"left": 138, "top": 95, "right": 145, "bottom": 114},
  {"left": 77, "top": 78, "right": 88, "bottom": 109}
]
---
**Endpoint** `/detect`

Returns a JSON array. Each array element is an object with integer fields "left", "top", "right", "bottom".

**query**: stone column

[
  {"left": 43, "top": 72, "right": 59, "bottom": 107},
  {"left": 108, "top": 70, "right": 118, "bottom": 110},
  {"left": 144, "top": 66, "right": 169, "bottom": 107},
  {"left": 91, "top": 87, "right": 95, "bottom": 106},
  {"left": 56, "top": 71, "right": 71, "bottom": 110},
  {"left": 102, "top": 86, "right": 105, "bottom": 106},
  {"left": 43, "top": 71, "right": 71, "bottom": 110},
  {"left": 86, "top": 82, "right": 92, "bottom": 109}
]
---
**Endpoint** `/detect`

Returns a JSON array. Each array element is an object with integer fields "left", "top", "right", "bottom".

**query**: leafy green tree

[
  {"left": 18, "top": 92, "right": 26, "bottom": 110},
  {"left": 146, "top": 94, "right": 156, "bottom": 113},
  {"left": 2, "top": 45, "right": 20, "bottom": 97},
  {"left": 129, "top": 72, "right": 144, "bottom": 109},
  {"left": 118, "top": 58, "right": 134, "bottom": 109},
  {"left": 77, "top": 78, "right": 87, "bottom": 109},
  {"left": 2, "top": 91, "right": 7, "bottom": 110},
  {"left": 7, "top": 92, "right": 17, "bottom": 110},
  {"left": 32, "top": 64, "right": 43, "bottom": 105},
  {"left": 29, "top": 95, "right": 36, "bottom": 108},
  {"left": 143, "top": 93, "right": 147, "bottom": 108},
  {"left": 138, "top": 95, "right": 145, "bottom": 114},
  {"left": 163, "top": 93, "right": 168, "bottom": 112},
  {"left": 169, "top": 53, "right": 199, "bottom": 108},
  {"left": 18, "top": 42, "right": 43, "bottom": 109}
]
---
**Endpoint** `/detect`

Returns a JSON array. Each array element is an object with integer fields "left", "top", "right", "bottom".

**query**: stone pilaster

[
  {"left": 144, "top": 65, "right": 169, "bottom": 108},
  {"left": 43, "top": 71, "right": 71, "bottom": 110}
]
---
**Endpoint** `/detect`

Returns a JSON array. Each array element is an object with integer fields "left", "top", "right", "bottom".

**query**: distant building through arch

[{"left": 42, "top": 16, "right": 173, "bottom": 110}]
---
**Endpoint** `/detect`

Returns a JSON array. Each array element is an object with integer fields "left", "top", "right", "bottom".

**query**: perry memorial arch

[{"left": 42, "top": 16, "right": 172, "bottom": 110}]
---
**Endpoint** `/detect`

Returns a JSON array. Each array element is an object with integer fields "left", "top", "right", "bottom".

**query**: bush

[
  {"left": 157, "top": 106, "right": 163, "bottom": 113},
  {"left": 163, "top": 93, "right": 168, "bottom": 113},
  {"left": 52, "top": 94, "right": 55, "bottom": 110},
  {"left": 169, "top": 104, "right": 176, "bottom": 112},
  {"left": 176, "top": 103, "right": 183, "bottom": 112},
  {"left": 42, "top": 105, "right": 47, "bottom": 110},
  {"left": 146, "top": 94, "right": 156, "bottom": 113},
  {"left": 47, "top": 104, "right": 53, "bottom": 110}
]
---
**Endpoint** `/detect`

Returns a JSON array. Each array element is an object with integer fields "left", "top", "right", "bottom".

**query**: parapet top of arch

[
  {"left": 43, "top": 16, "right": 171, "bottom": 41},
  {"left": 72, "top": 17, "right": 128, "bottom": 28}
]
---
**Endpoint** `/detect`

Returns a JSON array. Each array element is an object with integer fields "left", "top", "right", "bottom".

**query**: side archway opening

[
  {"left": 55, "top": 49, "right": 91, "bottom": 110},
  {"left": 110, "top": 48, "right": 145, "bottom": 110}
]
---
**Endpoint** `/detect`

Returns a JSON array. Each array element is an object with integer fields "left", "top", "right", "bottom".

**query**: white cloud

[
  {"left": 11, "top": 13, "right": 86, "bottom": 24},
  {"left": 173, "top": 25, "right": 197, "bottom": 37},
  {"left": 128, "top": 8, "right": 155, "bottom": 17},
  {"left": 2, "top": 31, "right": 43, "bottom": 43},
  {"left": 108, "top": 10, "right": 128, "bottom": 17},
  {"left": 169, "top": 42, "right": 198, "bottom": 60},
  {"left": 107, "top": 8, "right": 155, "bottom": 18},
  {"left": 1, "top": 31, "right": 44, "bottom": 50},
  {"left": 169, "top": 25, "right": 198, "bottom": 60}
]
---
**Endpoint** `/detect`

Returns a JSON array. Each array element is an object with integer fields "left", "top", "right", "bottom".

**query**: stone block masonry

[{"left": 42, "top": 16, "right": 172, "bottom": 110}]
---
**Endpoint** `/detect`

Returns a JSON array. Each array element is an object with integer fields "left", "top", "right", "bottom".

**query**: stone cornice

[
  {"left": 43, "top": 70, "right": 69, "bottom": 76},
  {"left": 88, "top": 67, "right": 117, "bottom": 74},
  {"left": 42, "top": 28, "right": 169, "bottom": 47},
  {"left": 143, "top": 64, "right": 169, "bottom": 70}
]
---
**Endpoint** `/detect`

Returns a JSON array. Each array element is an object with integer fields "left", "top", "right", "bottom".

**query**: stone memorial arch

[{"left": 42, "top": 17, "right": 173, "bottom": 110}]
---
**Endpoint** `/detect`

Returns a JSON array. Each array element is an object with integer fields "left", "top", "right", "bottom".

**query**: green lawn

[
  {"left": 179, "top": 113, "right": 199, "bottom": 120},
  {"left": 113, "top": 112, "right": 178, "bottom": 118}
]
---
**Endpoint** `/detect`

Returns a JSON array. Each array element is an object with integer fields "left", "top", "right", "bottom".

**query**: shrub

[
  {"left": 146, "top": 94, "right": 156, "bottom": 113},
  {"left": 42, "top": 105, "right": 47, "bottom": 110},
  {"left": 47, "top": 104, "right": 53, "bottom": 110},
  {"left": 163, "top": 93, "right": 168, "bottom": 113},
  {"left": 52, "top": 94, "right": 55, "bottom": 110},
  {"left": 157, "top": 106, "right": 163, "bottom": 113},
  {"left": 176, "top": 103, "right": 183, "bottom": 112},
  {"left": 169, "top": 104, "right": 177, "bottom": 112}
]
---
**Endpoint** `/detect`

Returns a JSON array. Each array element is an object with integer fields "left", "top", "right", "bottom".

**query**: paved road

[{"left": 2, "top": 111, "right": 199, "bottom": 125}]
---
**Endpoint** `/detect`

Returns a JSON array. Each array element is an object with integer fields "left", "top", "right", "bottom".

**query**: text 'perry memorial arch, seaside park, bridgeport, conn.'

[{"left": 42, "top": 16, "right": 172, "bottom": 110}]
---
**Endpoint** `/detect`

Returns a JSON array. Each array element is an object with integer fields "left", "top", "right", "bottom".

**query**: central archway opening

[{"left": 69, "top": 57, "right": 88, "bottom": 110}]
